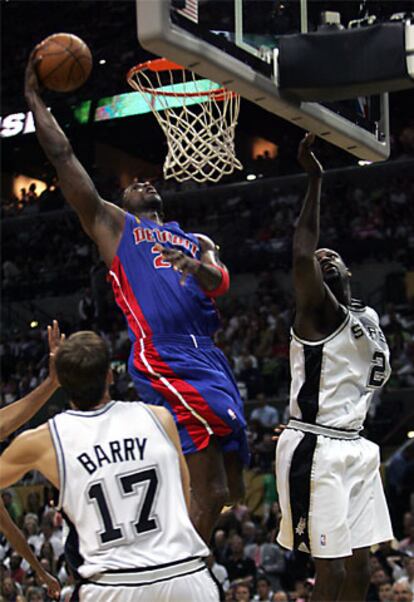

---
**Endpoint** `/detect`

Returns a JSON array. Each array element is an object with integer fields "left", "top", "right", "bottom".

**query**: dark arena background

[{"left": 1, "top": 1, "right": 414, "bottom": 601}]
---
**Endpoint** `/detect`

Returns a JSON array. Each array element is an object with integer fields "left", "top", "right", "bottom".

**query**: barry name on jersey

[{"left": 77, "top": 437, "right": 147, "bottom": 475}]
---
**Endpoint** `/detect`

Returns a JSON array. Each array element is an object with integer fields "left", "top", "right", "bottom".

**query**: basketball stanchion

[{"left": 127, "top": 58, "right": 243, "bottom": 183}]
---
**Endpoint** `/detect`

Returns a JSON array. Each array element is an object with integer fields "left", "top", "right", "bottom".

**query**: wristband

[{"left": 204, "top": 265, "right": 230, "bottom": 298}]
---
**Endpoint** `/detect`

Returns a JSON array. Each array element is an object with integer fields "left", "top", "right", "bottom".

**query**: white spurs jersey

[
  {"left": 49, "top": 401, "right": 208, "bottom": 579},
  {"left": 289, "top": 304, "right": 391, "bottom": 430}
]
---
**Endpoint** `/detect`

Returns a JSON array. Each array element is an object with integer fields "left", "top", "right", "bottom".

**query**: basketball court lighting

[
  {"left": 246, "top": 174, "right": 257, "bottom": 181},
  {"left": 30, "top": 321, "right": 39, "bottom": 328},
  {"left": 408, "top": 431, "right": 414, "bottom": 439},
  {"left": 99, "top": 59, "right": 106, "bottom": 65}
]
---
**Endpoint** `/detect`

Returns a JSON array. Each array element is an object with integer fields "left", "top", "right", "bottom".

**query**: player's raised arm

[
  {"left": 0, "top": 321, "right": 63, "bottom": 441},
  {"left": 293, "top": 133, "right": 324, "bottom": 308},
  {"left": 292, "top": 134, "right": 341, "bottom": 338},
  {"left": 24, "top": 52, "right": 124, "bottom": 266}
]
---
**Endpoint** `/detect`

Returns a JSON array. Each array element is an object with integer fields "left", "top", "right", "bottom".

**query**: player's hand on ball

[
  {"left": 25, "top": 48, "right": 42, "bottom": 98},
  {"left": 155, "top": 245, "right": 200, "bottom": 285},
  {"left": 297, "top": 132, "right": 323, "bottom": 177}
]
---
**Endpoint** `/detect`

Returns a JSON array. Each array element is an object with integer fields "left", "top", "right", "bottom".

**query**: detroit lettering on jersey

[
  {"left": 77, "top": 437, "right": 147, "bottom": 475},
  {"left": 133, "top": 226, "right": 198, "bottom": 257},
  {"left": 110, "top": 214, "right": 220, "bottom": 337}
]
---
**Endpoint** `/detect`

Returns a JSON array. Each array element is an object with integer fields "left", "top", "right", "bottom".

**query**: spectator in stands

[
  {"left": 386, "top": 442, "right": 414, "bottom": 539},
  {"left": 393, "top": 579, "right": 414, "bottom": 602},
  {"left": 396, "top": 342, "right": 414, "bottom": 387},
  {"left": 237, "top": 354, "right": 262, "bottom": 399},
  {"left": 378, "top": 581, "right": 394, "bottom": 602},
  {"left": 245, "top": 529, "right": 285, "bottom": 591},
  {"left": 1, "top": 574, "right": 23, "bottom": 599},
  {"left": 225, "top": 534, "right": 257, "bottom": 585},
  {"left": 8, "top": 554, "right": 25, "bottom": 586},
  {"left": 26, "top": 585, "right": 46, "bottom": 601},
  {"left": 272, "top": 591, "right": 289, "bottom": 602},
  {"left": 250, "top": 393, "right": 279, "bottom": 429},
  {"left": 399, "top": 516, "right": 414, "bottom": 556},
  {"left": 394, "top": 556, "right": 414, "bottom": 594},
  {"left": 253, "top": 576, "right": 273, "bottom": 600},
  {"left": 234, "top": 582, "right": 252, "bottom": 602},
  {"left": 367, "top": 568, "right": 392, "bottom": 601},
  {"left": 212, "top": 529, "right": 230, "bottom": 566},
  {"left": 292, "top": 579, "right": 312, "bottom": 602}
]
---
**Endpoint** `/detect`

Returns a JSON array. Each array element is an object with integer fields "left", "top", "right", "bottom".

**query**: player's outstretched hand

[
  {"left": 48, "top": 320, "right": 65, "bottom": 386},
  {"left": 154, "top": 244, "right": 201, "bottom": 285},
  {"left": 25, "top": 47, "right": 42, "bottom": 98},
  {"left": 297, "top": 132, "right": 323, "bottom": 177},
  {"left": 272, "top": 424, "right": 288, "bottom": 442}
]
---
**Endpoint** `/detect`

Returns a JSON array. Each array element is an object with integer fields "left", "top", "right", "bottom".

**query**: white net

[{"left": 127, "top": 59, "right": 243, "bottom": 183}]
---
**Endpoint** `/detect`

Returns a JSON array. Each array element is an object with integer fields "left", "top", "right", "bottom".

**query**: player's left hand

[
  {"left": 297, "top": 132, "right": 323, "bottom": 177},
  {"left": 48, "top": 320, "right": 65, "bottom": 386},
  {"left": 272, "top": 424, "right": 288, "bottom": 442},
  {"left": 38, "top": 570, "right": 61, "bottom": 599},
  {"left": 154, "top": 244, "right": 201, "bottom": 285}
]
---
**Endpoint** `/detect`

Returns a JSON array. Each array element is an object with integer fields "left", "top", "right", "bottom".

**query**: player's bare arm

[
  {"left": 0, "top": 499, "right": 61, "bottom": 599},
  {"left": 148, "top": 406, "right": 191, "bottom": 513},
  {"left": 155, "top": 234, "right": 229, "bottom": 294},
  {"left": 0, "top": 424, "right": 59, "bottom": 491},
  {"left": 293, "top": 133, "right": 341, "bottom": 340},
  {"left": 0, "top": 427, "right": 60, "bottom": 595},
  {"left": 0, "top": 321, "right": 64, "bottom": 441},
  {"left": 24, "top": 53, "right": 124, "bottom": 267}
]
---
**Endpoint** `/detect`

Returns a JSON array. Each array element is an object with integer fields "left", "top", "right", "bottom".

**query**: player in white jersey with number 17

[
  {"left": 0, "top": 331, "right": 219, "bottom": 602},
  {"left": 275, "top": 134, "right": 393, "bottom": 602}
]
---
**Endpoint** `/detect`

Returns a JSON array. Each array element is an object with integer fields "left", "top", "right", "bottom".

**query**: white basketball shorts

[
  {"left": 275, "top": 423, "right": 394, "bottom": 558},
  {"left": 79, "top": 564, "right": 219, "bottom": 602}
]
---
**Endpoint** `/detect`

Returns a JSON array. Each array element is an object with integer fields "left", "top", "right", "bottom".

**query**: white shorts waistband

[
  {"left": 288, "top": 419, "right": 361, "bottom": 440},
  {"left": 89, "top": 557, "right": 205, "bottom": 587}
]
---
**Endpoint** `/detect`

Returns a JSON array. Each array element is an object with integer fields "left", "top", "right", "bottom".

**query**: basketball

[{"left": 34, "top": 33, "right": 92, "bottom": 93}]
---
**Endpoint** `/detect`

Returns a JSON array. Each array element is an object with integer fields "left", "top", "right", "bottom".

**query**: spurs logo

[{"left": 295, "top": 516, "right": 306, "bottom": 536}]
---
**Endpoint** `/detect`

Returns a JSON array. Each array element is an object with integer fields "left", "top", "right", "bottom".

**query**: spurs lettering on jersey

[
  {"left": 350, "top": 310, "right": 389, "bottom": 389},
  {"left": 290, "top": 305, "right": 391, "bottom": 430}
]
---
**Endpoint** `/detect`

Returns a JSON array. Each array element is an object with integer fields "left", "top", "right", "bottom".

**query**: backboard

[{"left": 136, "top": 0, "right": 390, "bottom": 162}]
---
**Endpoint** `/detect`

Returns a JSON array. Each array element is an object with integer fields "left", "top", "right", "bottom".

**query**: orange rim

[{"left": 127, "top": 58, "right": 237, "bottom": 100}]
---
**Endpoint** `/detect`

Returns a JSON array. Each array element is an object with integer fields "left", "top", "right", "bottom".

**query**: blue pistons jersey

[
  {"left": 109, "top": 213, "right": 249, "bottom": 464},
  {"left": 109, "top": 213, "right": 220, "bottom": 339}
]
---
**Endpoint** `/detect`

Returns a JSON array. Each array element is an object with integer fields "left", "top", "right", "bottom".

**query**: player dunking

[
  {"left": 0, "top": 332, "right": 219, "bottom": 601},
  {"left": 275, "top": 134, "right": 394, "bottom": 602},
  {"left": 25, "top": 53, "right": 247, "bottom": 543}
]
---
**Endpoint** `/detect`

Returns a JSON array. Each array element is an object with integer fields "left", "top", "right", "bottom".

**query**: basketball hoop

[{"left": 127, "top": 58, "right": 243, "bottom": 183}]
